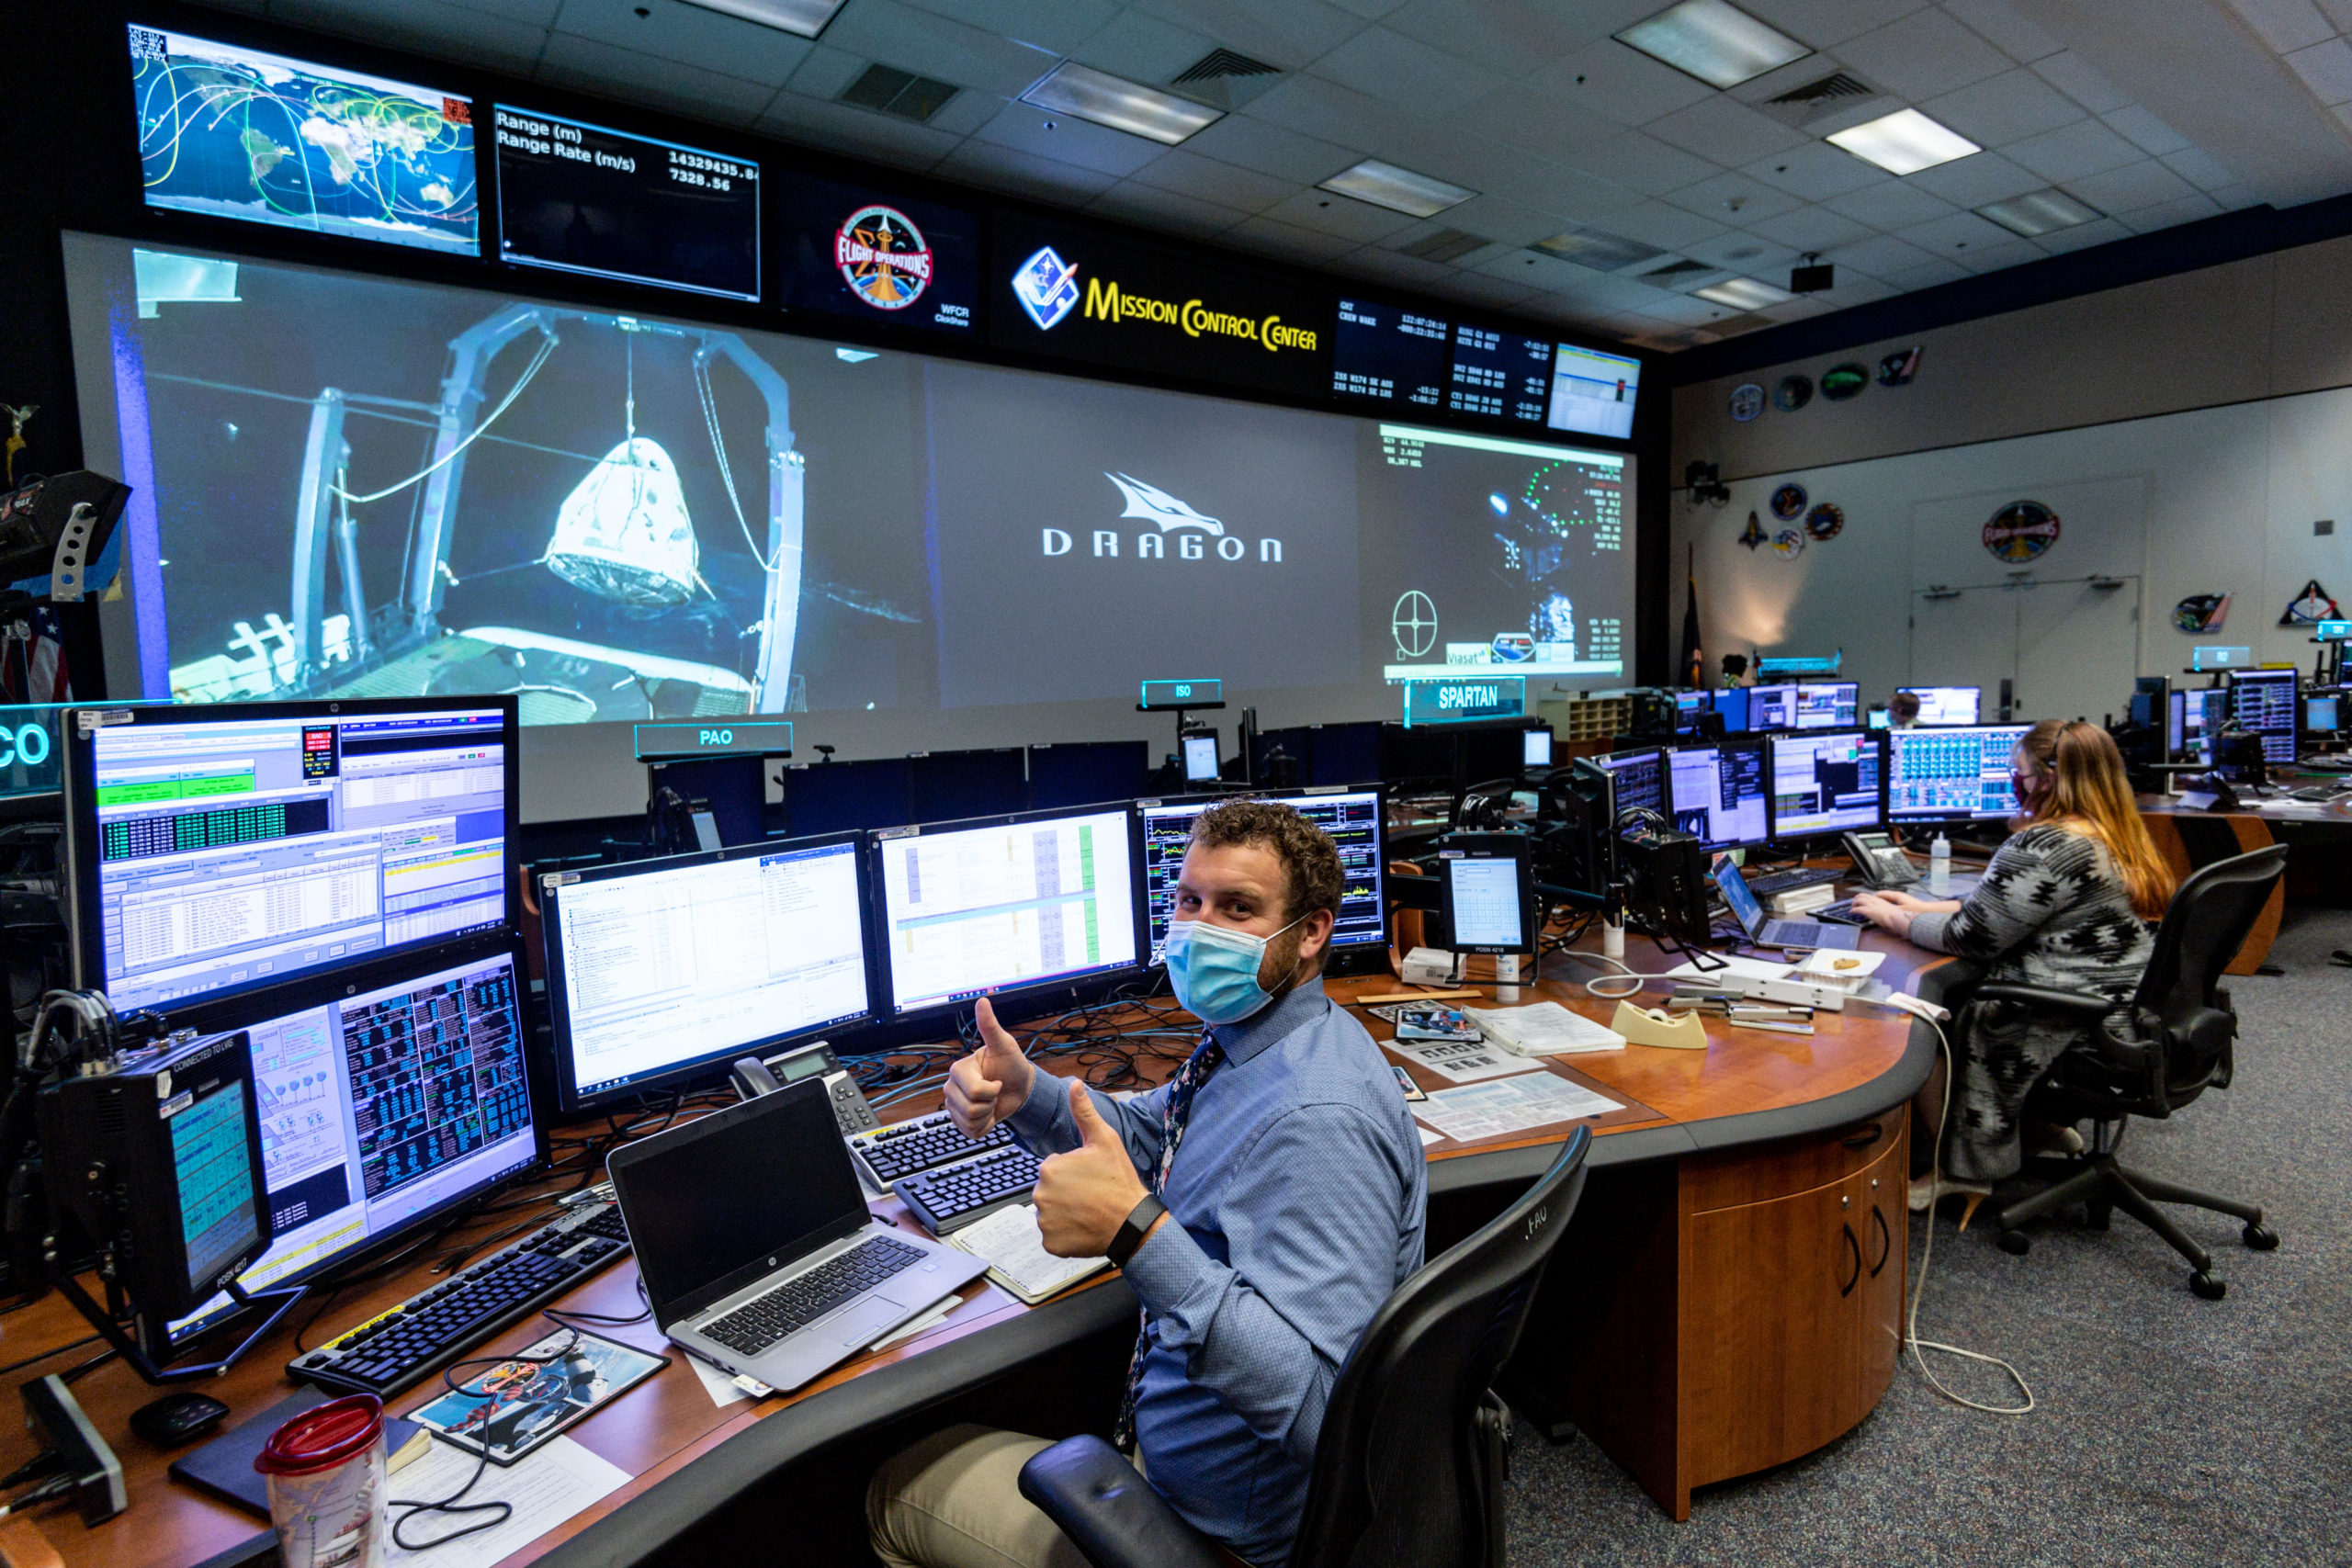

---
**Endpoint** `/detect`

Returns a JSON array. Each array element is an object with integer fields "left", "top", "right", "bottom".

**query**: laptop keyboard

[{"left": 701, "top": 1235, "right": 925, "bottom": 1356}]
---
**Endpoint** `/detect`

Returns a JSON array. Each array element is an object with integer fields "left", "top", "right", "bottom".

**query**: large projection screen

[{"left": 63, "top": 232, "right": 1634, "bottom": 818}]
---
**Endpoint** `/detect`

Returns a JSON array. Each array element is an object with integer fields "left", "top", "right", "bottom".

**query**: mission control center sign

[{"left": 990, "top": 218, "right": 1332, "bottom": 398}]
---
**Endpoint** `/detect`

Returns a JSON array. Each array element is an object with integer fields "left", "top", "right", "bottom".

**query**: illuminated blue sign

[
  {"left": 1401, "top": 676, "right": 1525, "bottom": 727},
  {"left": 1139, "top": 678, "right": 1223, "bottom": 710},
  {"left": 633, "top": 720, "right": 795, "bottom": 761}
]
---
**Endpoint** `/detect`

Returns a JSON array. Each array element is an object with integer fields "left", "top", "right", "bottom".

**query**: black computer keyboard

[
  {"left": 850, "top": 1110, "right": 1013, "bottom": 1185},
  {"left": 892, "top": 1144, "right": 1043, "bottom": 1235},
  {"left": 1813, "top": 898, "right": 1866, "bottom": 925},
  {"left": 1748, "top": 865, "right": 1843, "bottom": 896},
  {"left": 703, "top": 1235, "right": 925, "bottom": 1356},
  {"left": 289, "top": 1198, "right": 632, "bottom": 1398}
]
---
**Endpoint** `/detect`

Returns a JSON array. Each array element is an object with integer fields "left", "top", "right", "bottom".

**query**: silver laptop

[
  {"left": 1712, "top": 860, "right": 1861, "bottom": 951},
  {"left": 608, "top": 1079, "right": 987, "bottom": 1393}
]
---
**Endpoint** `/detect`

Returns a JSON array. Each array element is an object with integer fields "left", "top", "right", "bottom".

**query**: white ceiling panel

[
  {"left": 1950, "top": 236, "right": 2041, "bottom": 271},
  {"left": 1382, "top": 0, "right": 1641, "bottom": 69},
  {"left": 899, "top": 0, "right": 1119, "bottom": 55},
  {"left": 1472, "top": 248, "right": 1601, "bottom": 290},
  {"left": 2003, "top": 118, "right": 2144, "bottom": 183},
  {"left": 822, "top": 0, "right": 1059, "bottom": 97},
  {"left": 1682, "top": 230, "right": 1804, "bottom": 272},
  {"left": 553, "top": 0, "right": 811, "bottom": 83},
  {"left": 1747, "top": 203, "right": 1876, "bottom": 251},
  {"left": 1176, "top": 114, "right": 1358, "bottom": 184},
  {"left": 1918, "top": 67, "right": 2086, "bottom": 148},
  {"left": 1739, "top": 141, "right": 1886, "bottom": 200},
  {"left": 2027, "top": 215, "right": 2136, "bottom": 254},
  {"left": 934, "top": 138, "right": 1120, "bottom": 200},
  {"left": 1088, "top": 180, "right": 1250, "bottom": 238},
  {"left": 1645, "top": 96, "right": 1811, "bottom": 165},
  {"left": 756, "top": 90, "right": 961, "bottom": 165},
  {"left": 1126, "top": 0, "right": 1368, "bottom": 65},
  {"left": 1438, "top": 192, "right": 1589, "bottom": 246},
  {"left": 1666, "top": 171, "right": 1809, "bottom": 227},
  {"left": 1236, "top": 73, "right": 1397, "bottom": 147},
  {"left": 1602, "top": 199, "right": 1736, "bottom": 250},
  {"left": 2100, "top": 105, "right": 2192, "bottom": 157},
  {"left": 2063, "top": 157, "right": 2198, "bottom": 214},
  {"left": 1822, "top": 176, "right": 1958, "bottom": 228},
  {"left": 1832, "top": 6, "right": 2011, "bottom": 99},
  {"left": 972, "top": 98, "right": 1167, "bottom": 177},
  {"left": 1564, "top": 131, "right": 1724, "bottom": 197},
  {"left": 1261, "top": 186, "right": 1423, "bottom": 242},
  {"left": 1546, "top": 39, "right": 1718, "bottom": 127},
  {"left": 1333, "top": 245, "right": 1461, "bottom": 290},
  {"left": 2227, "top": 0, "right": 2335, "bottom": 53},
  {"left": 1821, "top": 231, "right": 1939, "bottom": 278},
  {"left": 1329, "top": 0, "right": 1411, "bottom": 19},
  {"left": 785, "top": 43, "right": 869, "bottom": 101},
  {"left": 911, "top": 86, "right": 1003, "bottom": 137},
  {"left": 1432, "top": 271, "right": 1543, "bottom": 308},
  {"left": 537, "top": 33, "right": 777, "bottom": 124},
  {"left": 1895, "top": 207, "right": 2024, "bottom": 255},
  {"left": 1939, "top": 0, "right": 2061, "bottom": 62},
  {"left": 1903, "top": 149, "right": 2047, "bottom": 205},
  {"left": 1448, "top": 75, "right": 1630, "bottom": 153},
  {"left": 2027, "top": 51, "right": 2132, "bottom": 115},
  {"left": 1130, "top": 148, "right": 1299, "bottom": 212},
  {"left": 1465, "top": 158, "right": 1645, "bottom": 225},
  {"left": 2161, "top": 146, "right": 2240, "bottom": 192},
  {"left": 2117, "top": 191, "right": 2225, "bottom": 233},
  {"left": 1069, "top": 9, "right": 1215, "bottom": 84},
  {"left": 1879, "top": 254, "right": 1970, "bottom": 288},
  {"left": 2286, "top": 35, "right": 2352, "bottom": 102},
  {"left": 1224, "top": 213, "right": 1358, "bottom": 263},
  {"left": 1311, "top": 25, "right": 1515, "bottom": 109},
  {"left": 278, "top": 0, "right": 548, "bottom": 73},
  {"left": 1738, "top": 0, "right": 1927, "bottom": 49}
]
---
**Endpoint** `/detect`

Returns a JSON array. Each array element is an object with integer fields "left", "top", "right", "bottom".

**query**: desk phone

[
  {"left": 1843, "top": 831, "right": 1920, "bottom": 889},
  {"left": 733, "top": 1041, "right": 881, "bottom": 1135}
]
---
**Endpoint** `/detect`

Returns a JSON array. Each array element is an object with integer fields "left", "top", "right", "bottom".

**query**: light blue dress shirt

[{"left": 1007, "top": 979, "right": 1428, "bottom": 1566}]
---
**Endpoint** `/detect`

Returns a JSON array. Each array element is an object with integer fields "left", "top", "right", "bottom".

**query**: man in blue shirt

[{"left": 867, "top": 799, "right": 1428, "bottom": 1568}]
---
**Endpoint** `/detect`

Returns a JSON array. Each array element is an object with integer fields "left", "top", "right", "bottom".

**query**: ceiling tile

[
  {"left": 1879, "top": 255, "right": 1969, "bottom": 288},
  {"left": 1465, "top": 157, "right": 1645, "bottom": 224},
  {"left": 1129, "top": 148, "right": 1298, "bottom": 212},
  {"left": 1382, "top": 0, "right": 1639, "bottom": 69},
  {"left": 554, "top": 0, "right": 811, "bottom": 83},
  {"left": 1447, "top": 192, "right": 1592, "bottom": 246},
  {"left": 537, "top": 33, "right": 775, "bottom": 124},
  {"left": 1939, "top": 0, "right": 2062, "bottom": 62},
  {"left": 1904, "top": 149, "right": 2046, "bottom": 205},
  {"left": 1895, "top": 208, "right": 2021, "bottom": 255},
  {"left": 1821, "top": 232, "right": 1938, "bottom": 278},
  {"left": 1645, "top": 96, "right": 1809, "bottom": 165},
  {"left": 972, "top": 98, "right": 1169, "bottom": 177},
  {"left": 2161, "top": 146, "right": 2240, "bottom": 192},
  {"left": 899, "top": 0, "right": 1117, "bottom": 52},
  {"left": 1562, "top": 131, "right": 1723, "bottom": 196},
  {"left": 1310, "top": 24, "right": 1510, "bottom": 111},
  {"left": 1548, "top": 39, "right": 1717, "bottom": 127},
  {"left": 2027, "top": 50, "right": 2132, "bottom": 114},
  {"left": 822, "top": 0, "right": 1060, "bottom": 97},
  {"left": 1127, "top": 0, "right": 1369, "bottom": 66},
  {"left": 1434, "top": 272, "right": 1544, "bottom": 309},
  {"left": 914, "top": 87, "right": 1002, "bottom": 136},
  {"left": 2324, "top": 0, "right": 2352, "bottom": 27},
  {"left": 1665, "top": 171, "right": 1808, "bottom": 226},
  {"left": 2027, "top": 214, "right": 2135, "bottom": 254},
  {"left": 2117, "top": 191, "right": 2225, "bottom": 233},
  {"left": 935, "top": 139, "right": 1121, "bottom": 202},
  {"left": 1223, "top": 214, "right": 1363, "bottom": 263},
  {"left": 1448, "top": 73, "right": 1631, "bottom": 152},
  {"left": 2100, "top": 105, "right": 2192, "bottom": 156},
  {"left": 1951, "top": 236, "right": 2041, "bottom": 272},
  {"left": 1087, "top": 181, "right": 1249, "bottom": 239},
  {"left": 1601, "top": 199, "right": 1733, "bottom": 250},
  {"left": 2287, "top": 36, "right": 2352, "bottom": 104},
  {"left": 1681, "top": 230, "right": 1803, "bottom": 272},
  {"left": 1329, "top": 0, "right": 1411, "bottom": 17},
  {"left": 1832, "top": 7, "right": 2010, "bottom": 99},
  {"left": 2228, "top": 0, "right": 2334, "bottom": 53},
  {"left": 2208, "top": 184, "right": 2267, "bottom": 210},
  {"left": 1069, "top": 9, "right": 1215, "bottom": 84},
  {"left": 1634, "top": 291, "right": 1747, "bottom": 326},
  {"left": 1822, "top": 177, "right": 1958, "bottom": 227},
  {"left": 1747, "top": 204, "right": 1875, "bottom": 251},
  {"left": 756, "top": 89, "right": 960, "bottom": 165},
  {"left": 279, "top": 0, "right": 549, "bottom": 74},
  {"left": 1739, "top": 141, "right": 1888, "bottom": 200},
  {"left": 786, "top": 43, "right": 869, "bottom": 100},
  {"left": 2063, "top": 157, "right": 2198, "bottom": 214},
  {"left": 1918, "top": 67, "right": 2086, "bottom": 148},
  {"left": 1261, "top": 186, "right": 1423, "bottom": 242},
  {"left": 1332, "top": 245, "right": 1459, "bottom": 290},
  {"left": 1472, "top": 248, "right": 1605, "bottom": 290},
  {"left": 1178, "top": 115, "right": 1357, "bottom": 183},
  {"left": 2003, "top": 118, "right": 2143, "bottom": 182},
  {"left": 1237, "top": 73, "right": 1396, "bottom": 146},
  {"left": 1737, "top": 0, "right": 1927, "bottom": 49}
]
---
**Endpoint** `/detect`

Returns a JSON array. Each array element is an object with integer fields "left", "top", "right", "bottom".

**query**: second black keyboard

[
  {"left": 1748, "top": 865, "right": 1843, "bottom": 896},
  {"left": 703, "top": 1235, "right": 925, "bottom": 1356},
  {"left": 893, "top": 1144, "right": 1043, "bottom": 1235},
  {"left": 851, "top": 1110, "right": 1014, "bottom": 1185}
]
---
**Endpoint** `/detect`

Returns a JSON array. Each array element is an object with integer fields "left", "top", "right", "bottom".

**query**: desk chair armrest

[
  {"left": 1973, "top": 983, "right": 2116, "bottom": 1020},
  {"left": 1018, "top": 1436, "right": 1227, "bottom": 1568}
]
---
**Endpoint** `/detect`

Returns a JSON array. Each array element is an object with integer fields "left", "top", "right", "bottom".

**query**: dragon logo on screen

[
  {"left": 1012, "top": 246, "right": 1080, "bottom": 330},
  {"left": 1105, "top": 473, "right": 1223, "bottom": 535}
]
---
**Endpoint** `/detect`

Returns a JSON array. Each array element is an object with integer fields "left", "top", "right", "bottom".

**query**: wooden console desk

[{"left": 0, "top": 923, "right": 1942, "bottom": 1563}]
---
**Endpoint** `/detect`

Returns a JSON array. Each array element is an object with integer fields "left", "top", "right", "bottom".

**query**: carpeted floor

[{"left": 1507, "top": 908, "right": 2352, "bottom": 1567}]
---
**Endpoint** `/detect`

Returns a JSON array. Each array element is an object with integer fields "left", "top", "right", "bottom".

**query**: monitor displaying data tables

[
  {"left": 1668, "top": 741, "right": 1769, "bottom": 850},
  {"left": 1747, "top": 684, "right": 1796, "bottom": 730},
  {"left": 1900, "top": 686, "right": 1981, "bottom": 726},
  {"left": 1136, "top": 788, "right": 1387, "bottom": 971},
  {"left": 64, "top": 698, "right": 516, "bottom": 1011},
  {"left": 1593, "top": 749, "right": 1666, "bottom": 821},
  {"left": 541, "top": 836, "right": 874, "bottom": 1110},
  {"left": 1794, "top": 682, "right": 1860, "bottom": 729},
  {"left": 2229, "top": 670, "right": 2301, "bottom": 763},
  {"left": 1886, "top": 726, "right": 2029, "bottom": 822},
  {"left": 1767, "top": 730, "right": 1883, "bottom": 838}
]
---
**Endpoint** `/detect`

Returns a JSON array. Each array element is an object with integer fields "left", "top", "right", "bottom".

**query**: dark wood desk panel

[{"left": 2138, "top": 798, "right": 2293, "bottom": 973}]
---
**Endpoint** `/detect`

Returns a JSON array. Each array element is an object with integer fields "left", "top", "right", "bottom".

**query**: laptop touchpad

[{"left": 826, "top": 1296, "right": 905, "bottom": 1348}]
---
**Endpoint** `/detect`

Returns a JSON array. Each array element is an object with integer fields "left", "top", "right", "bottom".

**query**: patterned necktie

[{"left": 1112, "top": 1031, "right": 1226, "bottom": 1452}]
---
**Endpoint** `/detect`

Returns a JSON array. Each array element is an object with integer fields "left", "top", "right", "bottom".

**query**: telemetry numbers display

[
  {"left": 1887, "top": 727, "right": 2028, "bottom": 820},
  {"left": 1139, "top": 791, "right": 1385, "bottom": 961},
  {"left": 342, "top": 962, "right": 528, "bottom": 1199},
  {"left": 1450, "top": 324, "right": 1553, "bottom": 423},
  {"left": 1331, "top": 299, "right": 1449, "bottom": 406}
]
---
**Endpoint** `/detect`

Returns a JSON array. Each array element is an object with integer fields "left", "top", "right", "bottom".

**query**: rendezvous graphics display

[
  {"left": 130, "top": 27, "right": 478, "bottom": 256},
  {"left": 63, "top": 234, "right": 1637, "bottom": 727},
  {"left": 775, "top": 170, "right": 978, "bottom": 334}
]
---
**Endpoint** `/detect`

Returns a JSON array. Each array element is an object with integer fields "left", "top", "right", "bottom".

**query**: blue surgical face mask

[{"left": 1164, "top": 914, "right": 1305, "bottom": 1026}]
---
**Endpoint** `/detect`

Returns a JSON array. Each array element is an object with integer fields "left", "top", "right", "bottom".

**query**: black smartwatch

[{"left": 1107, "top": 1194, "right": 1169, "bottom": 1268}]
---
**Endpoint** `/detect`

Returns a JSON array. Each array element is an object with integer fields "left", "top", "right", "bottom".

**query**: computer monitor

[
  {"left": 1522, "top": 728, "right": 1554, "bottom": 769},
  {"left": 1674, "top": 691, "right": 1705, "bottom": 718},
  {"left": 2167, "top": 689, "right": 2188, "bottom": 756},
  {"left": 649, "top": 756, "right": 766, "bottom": 848},
  {"left": 2308, "top": 694, "right": 2341, "bottom": 734},
  {"left": 1439, "top": 841, "right": 1532, "bottom": 956},
  {"left": 163, "top": 943, "right": 542, "bottom": 1346},
  {"left": 1793, "top": 682, "right": 1860, "bottom": 729},
  {"left": 1747, "top": 684, "right": 1797, "bottom": 730},
  {"left": 1886, "top": 725, "right": 2030, "bottom": 821},
  {"left": 2185, "top": 687, "right": 2230, "bottom": 766},
  {"left": 1867, "top": 706, "right": 1890, "bottom": 731},
  {"left": 909, "top": 748, "right": 1026, "bottom": 822},
  {"left": 1766, "top": 730, "right": 1883, "bottom": 838},
  {"left": 1900, "top": 686, "right": 1982, "bottom": 726},
  {"left": 872, "top": 805, "right": 1142, "bottom": 1018},
  {"left": 1713, "top": 686, "right": 1751, "bottom": 733},
  {"left": 1593, "top": 749, "right": 1666, "bottom": 821},
  {"left": 62, "top": 697, "right": 517, "bottom": 1012},
  {"left": 2229, "top": 669, "right": 2301, "bottom": 763},
  {"left": 1136, "top": 787, "right": 1387, "bottom": 972},
  {"left": 1182, "top": 731, "right": 1222, "bottom": 784},
  {"left": 783, "top": 758, "right": 910, "bottom": 837},
  {"left": 1026, "top": 740, "right": 1148, "bottom": 810},
  {"left": 541, "top": 835, "right": 875, "bottom": 1110},
  {"left": 1667, "top": 740, "right": 1769, "bottom": 851}
]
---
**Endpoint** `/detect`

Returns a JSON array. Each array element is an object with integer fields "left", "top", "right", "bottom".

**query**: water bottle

[{"left": 1928, "top": 831, "right": 1952, "bottom": 895}]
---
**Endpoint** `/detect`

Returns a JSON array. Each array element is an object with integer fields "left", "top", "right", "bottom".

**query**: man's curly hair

[{"left": 1187, "top": 798, "right": 1346, "bottom": 929}]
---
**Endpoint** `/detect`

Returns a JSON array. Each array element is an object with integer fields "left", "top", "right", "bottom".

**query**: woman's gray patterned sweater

[{"left": 1905, "top": 822, "right": 2154, "bottom": 1181}]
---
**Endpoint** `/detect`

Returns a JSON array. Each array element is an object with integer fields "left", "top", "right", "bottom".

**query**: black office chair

[
  {"left": 1979, "top": 845, "right": 2286, "bottom": 1299},
  {"left": 1017, "top": 1126, "right": 1592, "bottom": 1568}
]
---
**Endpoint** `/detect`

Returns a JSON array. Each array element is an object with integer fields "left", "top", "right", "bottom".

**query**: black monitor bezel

[
  {"left": 870, "top": 801, "right": 1149, "bottom": 1022},
  {"left": 539, "top": 831, "right": 877, "bottom": 1112},
  {"left": 1763, "top": 728, "right": 1886, "bottom": 840},
  {"left": 61, "top": 694, "right": 521, "bottom": 1010},
  {"left": 1666, "top": 737, "right": 1770, "bottom": 852},
  {"left": 156, "top": 931, "right": 545, "bottom": 1345},
  {"left": 1438, "top": 839, "right": 1535, "bottom": 956},
  {"left": 1883, "top": 724, "right": 2032, "bottom": 824},
  {"left": 1133, "top": 784, "right": 1392, "bottom": 977}
]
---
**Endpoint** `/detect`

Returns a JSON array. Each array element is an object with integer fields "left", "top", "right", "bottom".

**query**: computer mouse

[{"left": 130, "top": 1392, "right": 231, "bottom": 1448}]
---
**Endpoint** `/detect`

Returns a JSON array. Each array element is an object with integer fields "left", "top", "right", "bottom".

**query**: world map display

[{"left": 130, "top": 26, "right": 478, "bottom": 256}]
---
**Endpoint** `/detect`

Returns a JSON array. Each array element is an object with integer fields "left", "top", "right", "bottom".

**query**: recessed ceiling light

[
  {"left": 1318, "top": 159, "right": 1477, "bottom": 218},
  {"left": 1533, "top": 227, "right": 1666, "bottom": 270},
  {"left": 1693, "top": 276, "right": 1792, "bottom": 309},
  {"left": 1616, "top": 0, "right": 1812, "bottom": 90},
  {"left": 1019, "top": 62, "right": 1222, "bottom": 145},
  {"left": 1826, "top": 107, "right": 1980, "bottom": 175},
  {"left": 1977, "top": 188, "right": 2102, "bottom": 237},
  {"left": 677, "top": 0, "right": 849, "bottom": 39}
]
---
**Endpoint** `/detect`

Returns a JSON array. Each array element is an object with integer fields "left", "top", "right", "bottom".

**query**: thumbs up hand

[
  {"left": 1035, "top": 1078, "right": 1153, "bottom": 1259},
  {"left": 946, "top": 997, "right": 1036, "bottom": 1138}
]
